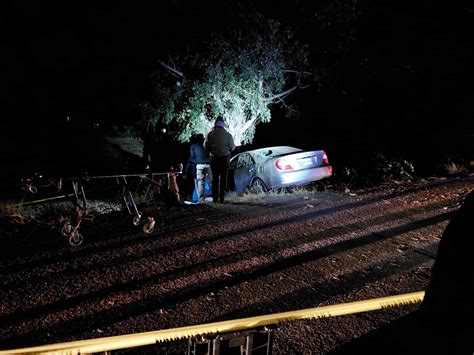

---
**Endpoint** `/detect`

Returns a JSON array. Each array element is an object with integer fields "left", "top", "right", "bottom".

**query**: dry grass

[
  {"left": 0, "top": 199, "right": 30, "bottom": 224},
  {"left": 441, "top": 162, "right": 468, "bottom": 176},
  {"left": 225, "top": 186, "right": 313, "bottom": 203}
]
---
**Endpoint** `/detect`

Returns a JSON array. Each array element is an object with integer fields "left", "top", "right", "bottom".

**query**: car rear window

[{"left": 255, "top": 146, "right": 302, "bottom": 157}]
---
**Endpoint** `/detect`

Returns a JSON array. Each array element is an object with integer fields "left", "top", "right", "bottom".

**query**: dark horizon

[{"left": 1, "top": 0, "right": 473, "bottom": 178}]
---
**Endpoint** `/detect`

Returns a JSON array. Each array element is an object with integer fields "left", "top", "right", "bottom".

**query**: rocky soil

[{"left": 0, "top": 176, "right": 473, "bottom": 354}]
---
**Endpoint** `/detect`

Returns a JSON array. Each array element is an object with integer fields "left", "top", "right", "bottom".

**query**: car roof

[
  {"left": 232, "top": 146, "right": 303, "bottom": 162},
  {"left": 251, "top": 146, "right": 302, "bottom": 156}
]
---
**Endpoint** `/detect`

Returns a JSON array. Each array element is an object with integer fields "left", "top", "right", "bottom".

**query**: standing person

[
  {"left": 205, "top": 117, "right": 235, "bottom": 203},
  {"left": 190, "top": 134, "right": 212, "bottom": 203},
  {"left": 181, "top": 155, "right": 196, "bottom": 202}
]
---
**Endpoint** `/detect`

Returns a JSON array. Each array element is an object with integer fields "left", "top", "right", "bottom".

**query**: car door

[{"left": 233, "top": 153, "right": 256, "bottom": 194}]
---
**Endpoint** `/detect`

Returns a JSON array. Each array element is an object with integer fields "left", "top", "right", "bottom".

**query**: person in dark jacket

[
  {"left": 190, "top": 134, "right": 212, "bottom": 203},
  {"left": 181, "top": 157, "right": 196, "bottom": 202},
  {"left": 204, "top": 117, "right": 235, "bottom": 203}
]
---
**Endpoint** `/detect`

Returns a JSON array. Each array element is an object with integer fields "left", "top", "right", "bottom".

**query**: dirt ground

[{"left": 0, "top": 175, "right": 473, "bottom": 354}]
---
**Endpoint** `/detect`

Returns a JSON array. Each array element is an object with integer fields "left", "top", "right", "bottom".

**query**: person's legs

[
  {"left": 215, "top": 157, "right": 229, "bottom": 203},
  {"left": 202, "top": 164, "right": 212, "bottom": 201},
  {"left": 210, "top": 159, "right": 219, "bottom": 202},
  {"left": 211, "top": 157, "right": 229, "bottom": 203},
  {"left": 196, "top": 164, "right": 207, "bottom": 203},
  {"left": 169, "top": 173, "right": 180, "bottom": 202},
  {"left": 212, "top": 157, "right": 229, "bottom": 203}
]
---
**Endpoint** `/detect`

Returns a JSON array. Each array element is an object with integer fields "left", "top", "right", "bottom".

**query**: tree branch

[
  {"left": 264, "top": 85, "right": 299, "bottom": 103},
  {"left": 282, "top": 70, "right": 312, "bottom": 75},
  {"left": 159, "top": 60, "right": 184, "bottom": 78}
]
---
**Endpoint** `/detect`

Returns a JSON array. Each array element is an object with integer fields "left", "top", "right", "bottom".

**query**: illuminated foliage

[{"left": 141, "top": 14, "right": 310, "bottom": 145}]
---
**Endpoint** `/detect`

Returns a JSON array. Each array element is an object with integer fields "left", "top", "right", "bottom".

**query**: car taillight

[
  {"left": 275, "top": 158, "right": 293, "bottom": 170},
  {"left": 322, "top": 151, "right": 329, "bottom": 165}
]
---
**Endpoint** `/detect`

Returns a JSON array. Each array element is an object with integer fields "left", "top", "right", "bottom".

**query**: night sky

[{"left": 1, "top": 0, "right": 473, "bottom": 177}]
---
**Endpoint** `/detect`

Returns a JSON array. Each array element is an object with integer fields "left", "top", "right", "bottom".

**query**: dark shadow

[
  {"left": 328, "top": 191, "right": 474, "bottom": 355},
  {"left": 207, "top": 242, "right": 438, "bottom": 322},
  {"left": 0, "top": 206, "right": 238, "bottom": 273}
]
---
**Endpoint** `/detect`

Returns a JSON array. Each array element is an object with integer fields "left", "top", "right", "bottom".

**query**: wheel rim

[
  {"left": 143, "top": 218, "right": 155, "bottom": 234},
  {"left": 251, "top": 178, "right": 267, "bottom": 192},
  {"left": 143, "top": 223, "right": 155, "bottom": 234},
  {"left": 61, "top": 224, "right": 73, "bottom": 237},
  {"left": 133, "top": 214, "right": 141, "bottom": 226},
  {"left": 69, "top": 231, "right": 83, "bottom": 246}
]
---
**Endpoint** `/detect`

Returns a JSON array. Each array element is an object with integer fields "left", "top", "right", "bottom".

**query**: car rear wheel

[{"left": 250, "top": 177, "right": 268, "bottom": 192}]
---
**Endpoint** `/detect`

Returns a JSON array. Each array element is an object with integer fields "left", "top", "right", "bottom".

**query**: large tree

[{"left": 140, "top": 13, "right": 311, "bottom": 145}]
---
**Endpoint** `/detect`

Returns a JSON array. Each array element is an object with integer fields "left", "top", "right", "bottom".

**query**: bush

[
  {"left": 331, "top": 166, "right": 360, "bottom": 190},
  {"left": 371, "top": 153, "right": 415, "bottom": 183},
  {"left": 331, "top": 153, "right": 416, "bottom": 191},
  {"left": 436, "top": 156, "right": 469, "bottom": 177},
  {"left": 111, "top": 125, "right": 139, "bottom": 138}
]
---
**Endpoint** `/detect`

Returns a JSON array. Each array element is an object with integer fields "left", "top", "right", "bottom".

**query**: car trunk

[{"left": 277, "top": 150, "right": 327, "bottom": 170}]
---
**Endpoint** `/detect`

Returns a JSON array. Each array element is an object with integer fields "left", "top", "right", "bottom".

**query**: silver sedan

[{"left": 228, "top": 146, "right": 333, "bottom": 194}]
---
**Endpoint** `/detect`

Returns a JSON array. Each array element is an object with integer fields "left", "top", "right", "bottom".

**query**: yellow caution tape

[{"left": 0, "top": 291, "right": 424, "bottom": 355}]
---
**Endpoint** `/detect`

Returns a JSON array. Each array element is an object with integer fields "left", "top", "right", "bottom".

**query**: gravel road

[{"left": 0, "top": 176, "right": 472, "bottom": 354}]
